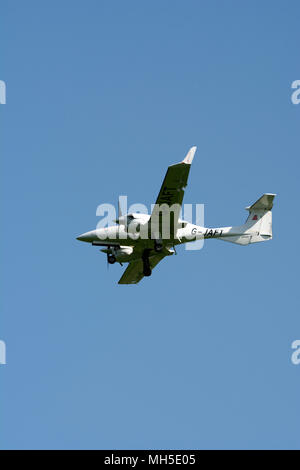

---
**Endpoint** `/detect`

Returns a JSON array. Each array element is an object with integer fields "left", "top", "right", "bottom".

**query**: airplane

[{"left": 77, "top": 147, "right": 276, "bottom": 284}]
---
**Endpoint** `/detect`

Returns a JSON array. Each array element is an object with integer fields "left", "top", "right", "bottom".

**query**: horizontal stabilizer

[
  {"left": 220, "top": 235, "right": 252, "bottom": 245},
  {"left": 220, "top": 234, "right": 272, "bottom": 245},
  {"left": 246, "top": 193, "right": 276, "bottom": 212}
]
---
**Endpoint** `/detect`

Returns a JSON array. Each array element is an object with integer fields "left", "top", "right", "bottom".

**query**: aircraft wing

[
  {"left": 148, "top": 147, "right": 196, "bottom": 240},
  {"left": 118, "top": 254, "right": 166, "bottom": 285}
]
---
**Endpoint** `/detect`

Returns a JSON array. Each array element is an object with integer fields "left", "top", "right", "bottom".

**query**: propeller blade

[
  {"left": 118, "top": 197, "right": 123, "bottom": 219},
  {"left": 114, "top": 197, "right": 123, "bottom": 224}
]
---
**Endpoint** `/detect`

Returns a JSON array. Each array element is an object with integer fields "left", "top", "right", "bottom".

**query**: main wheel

[
  {"left": 107, "top": 254, "right": 116, "bottom": 264},
  {"left": 143, "top": 266, "right": 152, "bottom": 277},
  {"left": 142, "top": 249, "right": 151, "bottom": 276}
]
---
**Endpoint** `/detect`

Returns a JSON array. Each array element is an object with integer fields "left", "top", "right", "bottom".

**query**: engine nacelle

[
  {"left": 117, "top": 213, "right": 150, "bottom": 239},
  {"left": 113, "top": 246, "right": 134, "bottom": 262},
  {"left": 126, "top": 219, "right": 142, "bottom": 236},
  {"left": 121, "top": 213, "right": 149, "bottom": 237}
]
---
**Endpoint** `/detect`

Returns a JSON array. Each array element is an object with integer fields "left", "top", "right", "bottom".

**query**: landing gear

[
  {"left": 107, "top": 254, "right": 116, "bottom": 264},
  {"left": 143, "top": 266, "right": 152, "bottom": 277},
  {"left": 142, "top": 249, "right": 152, "bottom": 277}
]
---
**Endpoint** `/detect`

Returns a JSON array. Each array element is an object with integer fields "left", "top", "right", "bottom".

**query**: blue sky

[{"left": 1, "top": 0, "right": 300, "bottom": 449}]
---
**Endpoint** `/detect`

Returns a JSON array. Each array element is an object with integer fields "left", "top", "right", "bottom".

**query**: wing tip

[{"left": 182, "top": 146, "right": 197, "bottom": 165}]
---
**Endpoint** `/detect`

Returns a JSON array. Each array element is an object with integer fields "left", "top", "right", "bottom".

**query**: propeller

[
  {"left": 118, "top": 197, "right": 122, "bottom": 222},
  {"left": 100, "top": 247, "right": 112, "bottom": 270},
  {"left": 114, "top": 196, "right": 123, "bottom": 224}
]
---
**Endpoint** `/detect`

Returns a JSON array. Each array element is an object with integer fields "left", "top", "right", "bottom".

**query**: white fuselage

[{"left": 77, "top": 218, "right": 253, "bottom": 263}]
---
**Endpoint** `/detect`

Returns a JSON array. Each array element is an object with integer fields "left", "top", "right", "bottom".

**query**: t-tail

[{"left": 218, "top": 193, "right": 276, "bottom": 245}]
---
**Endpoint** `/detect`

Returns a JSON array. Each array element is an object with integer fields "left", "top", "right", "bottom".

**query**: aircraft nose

[{"left": 76, "top": 231, "right": 94, "bottom": 242}]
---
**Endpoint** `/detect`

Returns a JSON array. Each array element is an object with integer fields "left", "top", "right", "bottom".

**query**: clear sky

[{"left": 1, "top": 0, "right": 300, "bottom": 450}]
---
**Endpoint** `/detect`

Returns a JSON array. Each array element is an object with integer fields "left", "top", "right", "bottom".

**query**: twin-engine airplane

[{"left": 77, "top": 147, "right": 276, "bottom": 284}]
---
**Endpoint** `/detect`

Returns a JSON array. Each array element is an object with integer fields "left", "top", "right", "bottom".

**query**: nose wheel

[{"left": 107, "top": 254, "right": 116, "bottom": 264}]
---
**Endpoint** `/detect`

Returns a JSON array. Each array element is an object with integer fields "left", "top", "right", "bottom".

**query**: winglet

[{"left": 182, "top": 146, "right": 197, "bottom": 165}]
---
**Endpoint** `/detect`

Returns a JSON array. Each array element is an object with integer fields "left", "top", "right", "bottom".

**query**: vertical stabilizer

[
  {"left": 219, "top": 193, "right": 276, "bottom": 245},
  {"left": 244, "top": 193, "right": 275, "bottom": 238}
]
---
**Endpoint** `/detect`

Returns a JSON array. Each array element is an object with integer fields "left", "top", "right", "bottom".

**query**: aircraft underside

[{"left": 77, "top": 147, "right": 275, "bottom": 284}]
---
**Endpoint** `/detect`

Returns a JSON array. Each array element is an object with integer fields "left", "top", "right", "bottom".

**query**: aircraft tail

[{"left": 221, "top": 193, "right": 276, "bottom": 245}]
